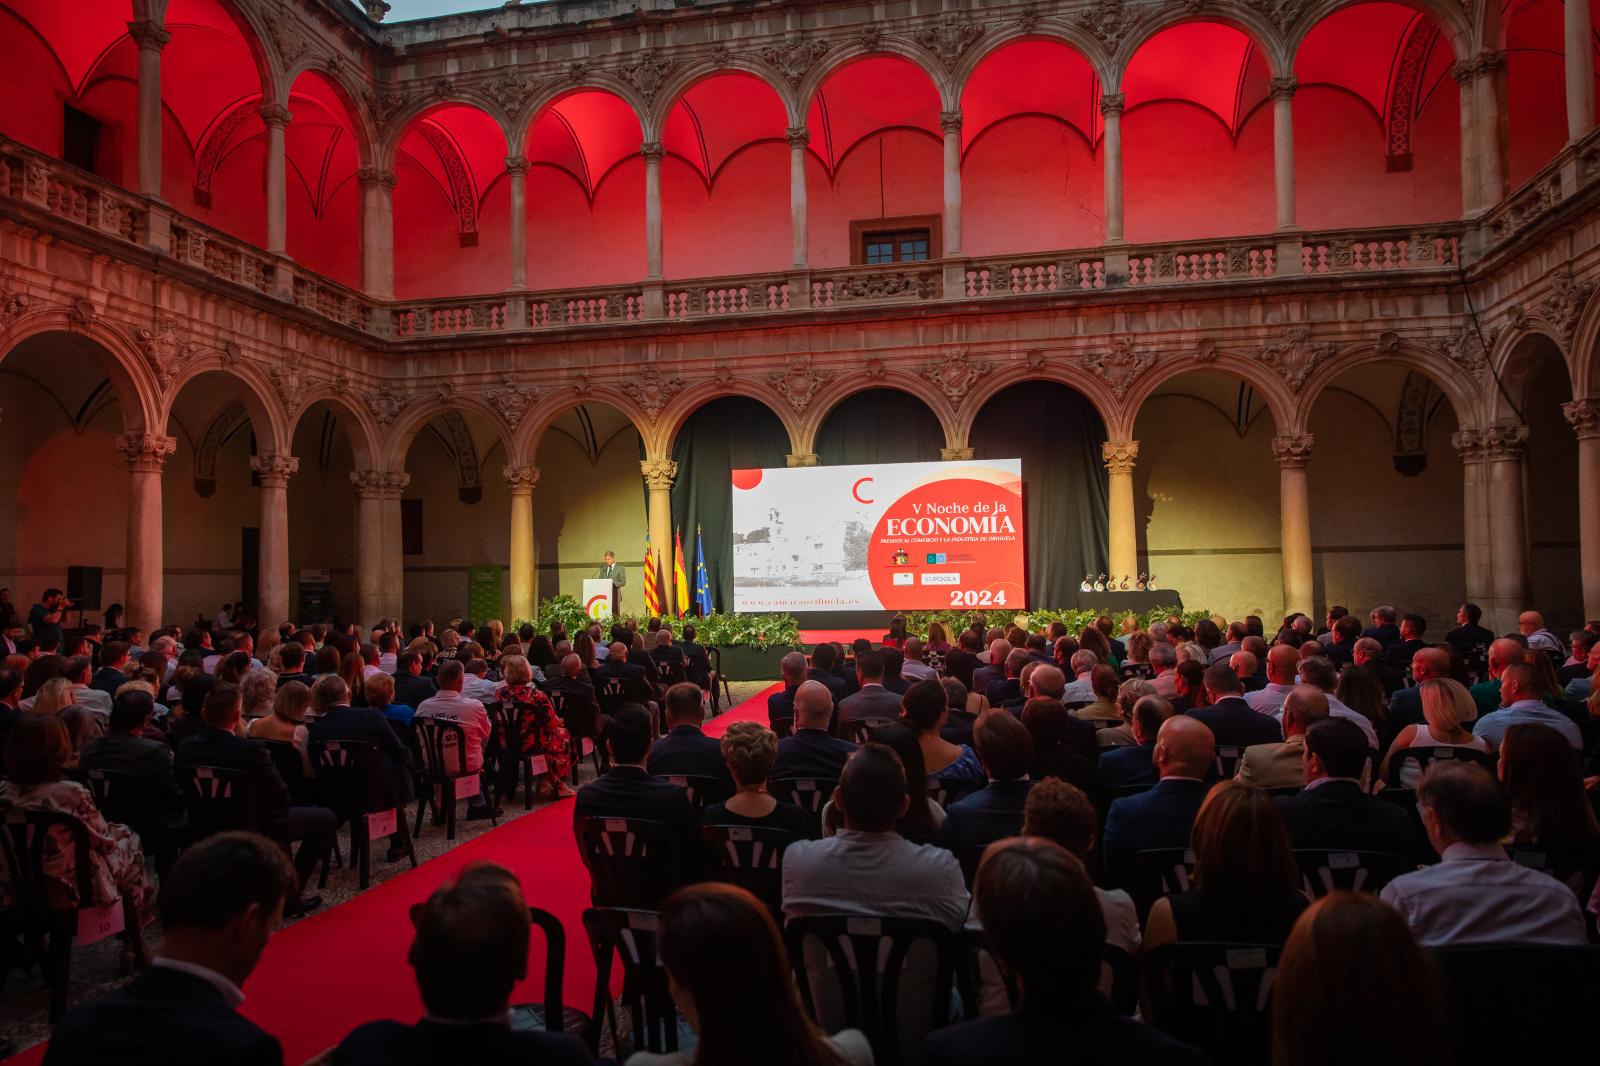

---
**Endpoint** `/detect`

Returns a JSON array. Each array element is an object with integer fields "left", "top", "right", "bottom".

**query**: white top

[
  {"left": 1397, "top": 725, "right": 1490, "bottom": 788},
  {"left": 1379, "top": 842, "right": 1588, "bottom": 947},
  {"left": 626, "top": 1028, "right": 874, "bottom": 1066},
  {"left": 1245, "top": 682, "right": 1295, "bottom": 718},
  {"left": 782, "top": 829, "right": 969, "bottom": 930},
  {"left": 414, "top": 689, "right": 492, "bottom": 772}
]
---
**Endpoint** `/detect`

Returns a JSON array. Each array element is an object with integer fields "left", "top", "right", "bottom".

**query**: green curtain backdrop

[
  {"left": 970, "top": 382, "right": 1109, "bottom": 608},
  {"left": 815, "top": 389, "right": 945, "bottom": 466},
  {"left": 668, "top": 396, "right": 791, "bottom": 612}
]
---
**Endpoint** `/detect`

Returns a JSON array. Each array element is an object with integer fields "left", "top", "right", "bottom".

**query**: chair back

[
  {"left": 179, "top": 764, "right": 262, "bottom": 838},
  {"left": 74, "top": 768, "right": 154, "bottom": 840},
  {"left": 0, "top": 810, "right": 95, "bottom": 914},
  {"left": 926, "top": 776, "right": 979, "bottom": 810},
  {"left": 596, "top": 675, "right": 632, "bottom": 718},
  {"left": 1212, "top": 744, "right": 1246, "bottom": 780},
  {"left": 510, "top": 906, "right": 592, "bottom": 1046},
  {"left": 582, "top": 907, "right": 677, "bottom": 1055},
  {"left": 844, "top": 717, "right": 893, "bottom": 744},
  {"left": 260, "top": 740, "right": 311, "bottom": 805},
  {"left": 1293, "top": 849, "right": 1407, "bottom": 897},
  {"left": 414, "top": 715, "right": 472, "bottom": 779},
  {"left": 1119, "top": 662, "right": 1156, "bottom": 680},
  {"left": 1119, "top": 847, "right": 1197, "bottom": 922},
  {"left": 1387, "top": 745, "right": 1496, "bottom": 785},
  {"left": 549, "top": 688, "right": 600, "bottom": 742},
  {"left": 1506, "top": 845, "right": 1600, "bottom": 912},
  {"left": 652, "top": 656, "right": 687, "bottom": 688},
  {"left": 574, "top": 816, "right": 678, "bottom": 908},
  {"left": 786, "top": 914, "right": 957, "bottom": 1066},
  {"left": 1432, "top": 944, "right": 1600, "bottom": 1066},
  {"left": 310, "top": 739, "right": 389, "bottom": 817},
  {"left": 694, "top": 823, "right": 802, "bottom": 915},
  {"left": 1143, "top": 941, "right": 1282, "bottom": 1066},
  {"left": 485, "top": 700, "right": 521, "bottom": 754},
  {"left": 661, "top": 774, "right": 733, "bottom": 811},
  {"left": 1102, "top": 943, "right": 1138, "bottom": 1015},
  {"left": 768, "top": 777, "right": 836, "bottom": 834}
]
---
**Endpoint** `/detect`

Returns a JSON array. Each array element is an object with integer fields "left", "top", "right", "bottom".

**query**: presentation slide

[{"left": 731, "top": 458, "right": 1025, "bottom": 612}]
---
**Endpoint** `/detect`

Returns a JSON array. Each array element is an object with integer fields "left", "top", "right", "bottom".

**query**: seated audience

[
  {"left": 1274, "top": 718, "right": 1414, "bottom": 855},
  {"left": 766, "top": 652, "right": 808, "bottom": 727},
  {"left": 1298, "top": 656, "right": 1381, "bottom": 749},
  {"left": 939, "top": 676, "right": 981, "bottom": 747},
  {"left": 246, "top": 679, "right": 312, "bottom": 775},
  {"left": 1144, "top": 781, "right": 1308, "bottom": 949},
  {"left": 1473, "top": 661, "right": 1583, "bottom": 750},
  {"left": 334, "top": 862, "right": 592, "bottom": 1065},
  {"left": 573, "top": 705, "right": 695, "bottom": 841},
  {"left": 1101, "top": 715, "right": 1216, "bottom": 878},
  {"left": 392, "top": 650, "right": 437, "bottom": 709},
  {"left": 1098, "top": 695, "right": 1174, "bottom": 790},
  {"left": 1469, "top": 637, "right": 1524, "bottom": 718},
  {"left": 837, "top": 651, "right": 899, "bottom": 725},
  {"left": 1379, "top": 677, "right": 1487, "bottom": 787},
  {"left": 1074, "top": 665, "right": 1123, "bottom": 724},
  {"left": 1236, "top": 684, "right": 1328, "bottom": 790},
  {"left": 1379, "top": 761, "right": 1587, "bottom": 945},
  {"left": 42, "top": 832, "right": 299, "bottom": 1066},
  {"left": 902, "top": 678, "right": 986, "bottom": 788},
  {"left": 699, "top": 721, "right": 816, "bottom": 838},
  {"left": 1024, "top": 666, "right": 1098, "bottom": 757},
  {"left": 306, "top": 675, "right": 415, "bottom": 807},
  {"left": 940, "top": 711, "right": 1034, "bottom": 864},
  {"left": 78, "top": 689, "right": 185, "bottom": 855},
  {"left": 1445, "top": 601, "right": 1495, "bottom": 655},
  {"left": 493, "top": 654, "right": 573, "bottom": 799},
  {"left": 1520, "top": 610, "right": 1565, "bottom": 656},
  {"left": 1187, "top": 663, "right": 1283, "bottom": 748},
  {"left": 647, "top": 682, "right": 733, "bottom": 785},
  {"left": 1334, "top": 663, "right": 1387, "bottom": 740},
  {"left": 1385, "top": 646, "right": 1452, "bottom": 729},
  {"left": 924, "top": 838, "right": 1206, "bottom": 1066},
  {"left": 901, "top": 637, "right": 937, "bottom": 682},
  {"left": 1019, "top": 697, "right": 1099, "bottom": 797},
  {"left": 1021, "top": 779, "right": 1140, "bottom": 955},
  {"left": 414, "top": 660, "right": 498, "bottom": 820},
  {"left": 772, "top": 681, "right": 857, "bottom": 780}
]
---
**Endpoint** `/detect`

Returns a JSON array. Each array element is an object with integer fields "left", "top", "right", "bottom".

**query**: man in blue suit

[
  {"left": 645, "top": 682, "right": 732, "bottom": 785},
  {"left": 1187, "top": 662, "right": 1283, "bottom": 749},
  {"left": 941, "top": 710, "right": 1035, "bottom": 880},
  {"left": 772, "top": 681, "right": 856, "bottom": 779},
  {"left": 1100, "top": 715, "right": 1215, "bottom": 880},
  {"left": 1098, "top": 694, "right": 1176, "bottom": 790}
]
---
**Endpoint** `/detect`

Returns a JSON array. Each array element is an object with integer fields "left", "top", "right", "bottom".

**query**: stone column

[
  {"left": 1456, "top": 53, "right": 1508, "bottom": 213},
  {"left": 1568, "top": 0, "right": 1595, "bottom": 140},
  {"left": 1564, "top": 400, "right": 1600, "bottom": 618},
  {"left": 1271, "top": 78, "right": 1297, "bottom": 232},
  {"left": 1474, "top": 423, "right": 1530, "bottom": 633},
  {"left": 1452, "top": 429, "right": 1494, "bottom": 613},
  {"left": 641, "top": 459, "right": 677, "bottom": 615},
  {"left": 506, "top": 155, "right": 528, "bottom": 290},
  {"left": 1103, "top": 441, "right": 1139, "bottom": 583},
  {"left": 643, "top": 141, "right": 664, "bottom": 280},
  {"left": 261, "top": 103, "right": 292, "bottom": 256},
  {"left": 251, "top": 454, "right": 298, "bottom": 626},
  {"left": 350, "top": 471, "right": 408, "bottom": 626},
  {"left": 1101, "top": 94, "right": 1125, "bottom": 243},
  {"left": 505, "top": 465, "right": 539, "bottom": 623},
  {"left": 787, "top": 127, "right": 809, "bottom": 269},
  {"left": 117, "top": 433, "right": 176, "bottom": 633},
  {"left": 940, "top": 111, "right": 963, "bottom": 258},
  {"left": 1273, "top": 434, "right": 1315, "bottom": 618},
  {"left": 128, "top": 19, "right": 169, "bottom": 198},
  {"left": 358, "top": 167, "right": 397, "bottom": 300}
]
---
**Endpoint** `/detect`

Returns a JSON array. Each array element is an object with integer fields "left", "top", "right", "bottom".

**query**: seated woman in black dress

[
  {"left": 1142, "top": 781, "right": 1307, "bottom": 950},
  {"left": 699, "top": 721, "right": 817, "bottom": 838}
]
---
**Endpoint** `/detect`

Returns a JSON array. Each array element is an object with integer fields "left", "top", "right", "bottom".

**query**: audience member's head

[
  {"left": 898, "top": 678, "right": 948, "bottom": 735},
  {"left": 202, "top": 682, "right": 242, "bottom": 730},
  {"left": 1190, "top": 781, "right": 1300, "bottom": 919},
  {"left": 312, "top": 674, "right": 349, "bottom": 713},
  {"left": 792, "top": 680, "right": 833, "bottom": 730},
  {"left": 274, "top": 679, "right": 311, "bottom": 724},
  {"left": 157, "top": 832, "right": 300, "bottom": 989},
  {"left": 408, "top": 863, "right": 529, "bottom": 1021},
  {"left": 973, "top": 838, "right": 1104, "bottom": 1001},
  {"left": 4, "top": 714, "right": 72, "bottom": 786},
  {"left": 665, "top": 682, "right": 706, "bottom": 727},
  {"left": 1153, "top": 714, "right": 1215, "bottom": 779},
  {"left": 1028, "top": 664, "right": 1065, "bottom": 701},
  {"left": 780, "top": 651, "right": 808, "bottom": 687},
  {"left": 972, "top": 709, "right": 1033, "bottom": 782},
  {"left": 1131, "top": 694, "right": 1175, "bottom": 744},
  {"left": 1417, "top": 761, "right": 1509, "bottom": 851},
  {"left": 436, "top": 659, "right": 465, "bottom": 693},
  {"left": 720, "top": 720, "right": 778, "bottom": 791},
  {"left": 836, "top": 742, "right": 909, "bottom": 833},
  {"left": 1303, "top": 717, "right": 1370, "bottom": 784},
  {"left": 1202, "top": 661, "right": 1243, "bottom": 702},
  {"left": 1281, "top": 684, "right": 1329, "bottom": 737},
  {"left": 108, "top": 688, "right": 155, "bottom": 733},
  {"left": 855, "top": 650, "right": 884, "bottom": 684},
  {"left": 364, "top": 671, "right": 395, "bottom": 708},
  {"left": 604, "top": 705, "right": 653, "bottom": 766},
  {"left": 1498, "top": 722, "right": 1600, "bottom": 849},
  {"left": 1298, "top": 656, "right": 1338, "bottom": 693},
  {"left": 1020, "top": 777, "right": 1098, "bottom": 859}
]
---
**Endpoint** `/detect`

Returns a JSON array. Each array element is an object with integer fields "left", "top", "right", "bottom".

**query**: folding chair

[
  {"left": 574, "top": 816, "right": 680, "bottom": 908},
  {"left": 582, "top": 907, "right": 677, "bottom": 1057},
  {"left": 693, "top": 823, "right": 802, "bottom": 916},
  {"left": 661, "top": 773, "right": 734, "bottom": 812},
  {"left": 1143, "top": 941, "right": 1282, "bottom": 1066},
  {"left": 413, "top": 716, "right": 492, "bottom": 841},
  {"left": 311, "top": 739, "right": 417, "bottom": 890},
  {"left": 511, "top": 906, "right": 593, "bottom": 1047}
]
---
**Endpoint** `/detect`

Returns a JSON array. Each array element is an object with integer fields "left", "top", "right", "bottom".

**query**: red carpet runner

[{"left": 5, "top": 683, "right": 784, "bottom": 1066}]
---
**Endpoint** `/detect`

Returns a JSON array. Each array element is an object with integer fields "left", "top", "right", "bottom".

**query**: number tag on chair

[
  {"left": 627, "top": 911, "right": 660, "bottom": 931},
  {"left": 727, "top": 827, "right": 752, "bottom": 841},
  {"left": 846, "top": 917, "right": 881, "bottom": 936},
  {"left": 582, "top": 738, "right": 595, "bottom": 755},
  {"left": 453, "top": 776, "right": 481, "bottom": 800},
  {"left": 366, "top": 808, "right": 398, "bottom": 840},
  {"left": 1226, "top": 948, "right": 1268, "bottom": 970},
  {"left": 605, "top": 819, "right": 628, "bottom": 833},
  {"left": 77, "top": 899, "right": 124, "bottom": 945},
  {"left": 530, "top": 756, "right": 548, "bottom": 775},
  {"left": 1329, "top": 852, "right": 1359, "bottom": 869}
]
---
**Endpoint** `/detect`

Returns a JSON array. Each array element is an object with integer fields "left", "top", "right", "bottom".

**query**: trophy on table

[
  {"left": 1135, "top": 572, "right": 1148, "bottom": 591},
  {"left": 1092, "top": 572, "right": 1107, "bottom": 592},
  {"left": 1119, "top": 575, "right": 1130, "bottom": 591},
  {"left": 1080, "top": 574, "right": 1093, "bottom": 592}
]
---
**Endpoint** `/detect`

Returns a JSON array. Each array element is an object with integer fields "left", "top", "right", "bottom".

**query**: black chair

[
  {"left": 661, "top": 774, "right": 733, "bottom": 812},
  {"left": 786, "top": 914, "right": 958, "bottom": 1066},
  {"left": 1293, "top": 849, "right": 1407, "bottom": 897},
  {"left": 412, "top": 716, "right": 492, "bottom": 841},
  {"left": 1212, "top": 745, "right": 1246, "bottom": 780},
  {"left": 178, "top": 764, "right": 263, "bottom": 839},
  {"left": 549, "top": 689, "right": 605, "bottom": 784},
  {"left": 694, "top": 824, "right": 802, "bottom": 916},
  {"left": 1143, "top": 941, "right": 1282, "bottom": 1066},
  {"left": 511, "top": 906, "right": 592, "bottom": 1046},
  {"left": 582, "top": 907, "right": 677, "bottom": 1057},
  {"left": 770, "top": 717, "right": 795, "bottom": 739},
  {"left": 0, "top": 810, "right": 143, "bottom": 1021},
  {"left": 705, "top": 648, "right": 732, "bottom": 712},
  {"left": 1102, "top": 943, "right": 1138, "bottom": 1015},
  {"left": 1386, "top": 745, "right": 1497, "bottom": 786},
  {"left": 1506, "top": 845, "right": 1600, "bottom": 937},
  {"left": 1431, "top": 944, "right": 1600, "bottom": 1066},
  {"left": 954, "top": 927, "right": 1016, "bottom": 1019},
  {"left": 1118, "top": 847, "right": 1197, "bottom": 922},
  {"left": 1119, "top": 662, "right": 1155, "bottom": 680},
  {"left": 595, "top": 675, "right": 632, "bottom": 722},
  {"left": 652, "top": 655, "right": 687, "bottom": 690},
  {"left": 487, "top": 701, "right": 536, "bottom": 811},
  {"left": 311, "top": 739, "right": 417, "bottom": 890},
  {"left": 261, "top": 739, "right": 314, "bottom": 806},
  {"left": 926, "top": 777, "right": 978, "bottom": 810},
  {"left": 769, "top": 776, "right": 836, "bottom": 833},
  {"left": 574, "top": 816, "right": 679, "bottom": 908},
  {"left": 844, "top": 717, "right": 893, "bottom": 745}
]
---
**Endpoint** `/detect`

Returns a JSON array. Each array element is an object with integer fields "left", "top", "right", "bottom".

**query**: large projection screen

[{"left": 731, "top": 458, "right": 1025, "bottom": 612}]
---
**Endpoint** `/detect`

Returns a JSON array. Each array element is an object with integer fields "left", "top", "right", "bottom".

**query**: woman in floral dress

[{"left": 494, "top": 654, "right": 574, "bottom": 799}]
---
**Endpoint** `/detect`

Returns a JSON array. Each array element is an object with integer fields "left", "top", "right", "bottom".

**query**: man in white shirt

[
  {"left": 1148, "top": 642, "right": 1178, "bottom": 699},
  {"left": 1381, "top": 761, "right": 1586, "bottom": 946},
  {"left": 359, "top": 642, "right": 384, "bottom": 680},
  {"left": 1246, "top": 644, "right": 1299, "bottom": 717},
  {"left": 900, "top": 637, "right": 937, "bottom": 682},
  {"left": 415, "top": 660, "right": 498, "bottom": 820},
  {"left": 1059, "top": 650, "right": 1099, "bottom": 704},
  {"left": 460, "top": 659, "right": 499, "bottom": 704},
  {"left": 1472, "top": 662, "right": 1584, "bottom": 750},
  {"left": 376, "top": 633, "right": 400, "bottom": 674},
  {"left": 1518, "top": 611, "right": 1566, "bottom": 657},
  {"left": 1297, "top": 656, "right": 1380, "bottom": 750}
]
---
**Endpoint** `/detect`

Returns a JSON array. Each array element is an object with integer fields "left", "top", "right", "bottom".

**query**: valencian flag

[
  {"left": 672, "top": 529, "right": 690, "bottom": 619},
  {"left": 642, "top": 530, "right": 662, "bottom": 617},
  {"left": 694, "top": 525, "right": 714, "bottom": 617}
]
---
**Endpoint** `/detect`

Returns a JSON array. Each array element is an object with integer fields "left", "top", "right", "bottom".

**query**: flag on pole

[
  {"left": 672, "top": 528, "right": 690, "bottom": 619},
  {"left": 642, "top": 530, "right": 662, "bottom": 617},
  {"left": 694, "top": 525, "right": 714, "bottom": 617}
]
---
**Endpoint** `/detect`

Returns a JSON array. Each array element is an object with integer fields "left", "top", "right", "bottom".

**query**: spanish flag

[
  {"left": 642, "top": 530, "right": 662, "bottom": 617},
  {"left": 672, "top": 529, "right": 690, "bottom": 619}
]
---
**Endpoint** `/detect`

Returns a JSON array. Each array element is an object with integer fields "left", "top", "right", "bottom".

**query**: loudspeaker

[{"left": 66, "top": 566, "right": 102, "bottom": 611}]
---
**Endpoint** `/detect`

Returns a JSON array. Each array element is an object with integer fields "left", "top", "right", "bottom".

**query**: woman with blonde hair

[
  {"left": 247, "top": 679, "right": 312, "bottom": 773},
  {"left": 240, "top": 666, "right": 278, "bottom": 722},
  {"left": 32, "top": 677, "right": 103, "bottom": 761},
  {"left": 698, "top": 721, "right": 815, "bottom": 836},
  {"left": 926, "top": 619, "right": 952, "bottom": 656},
  {"left": 1379, "top": 678, "right": 1488, "bottom": 787}
]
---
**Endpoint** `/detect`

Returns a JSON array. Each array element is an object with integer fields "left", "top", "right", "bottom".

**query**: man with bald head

[
  {"left": 971, "top": 639, "right": 1012, "bottom": 696},
  {"left": 1247, "top": 643, "right": 1301, "bottom": 717},
  {"left": 1519, "top": 610, "right": 1565, "bottom": 656},
  {"left": 767, "top": 651, "right": 811, "bottom": 728},
  {"left": 986, "top": 648, "right": 1032, "bottom": 707},
  {"left": 1028, "top": 664, "right": 1067, "bottom": 703},
  {"left": 1387, "top": 646, "right": 1452, "bottom": 729},
  {"left": 1229, "top": 651, "right": 1260, "bottom": 692},
  {"left": 1352, "top": 636, "right": 1405, "bottom": 694},
  {"left": 1059, "top": 650, "right": 1099, "bottom": 705},
  {"left": 1101, "top": 715, "right": 1215, "bottom": 878},
  {"left": 773, "top": 680, "right": 858, "bottom": 780},
  {"left": 1236, "top": 685, "right": 1328, "bottom": 790},
  {"left": 1469, "top": 637, "right": 1527, "bottom": 718}
]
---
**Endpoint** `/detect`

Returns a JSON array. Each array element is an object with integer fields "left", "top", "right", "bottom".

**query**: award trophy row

[{"left": 1079, "top": 572, "right": 1156, "bottom": 592}]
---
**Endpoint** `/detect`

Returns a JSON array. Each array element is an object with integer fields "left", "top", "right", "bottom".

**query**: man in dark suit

[
  {"left": 1100, "top": 715, "right": 1216, "bottom": 879},
  {"left": 648, "top": 628, "right": 687, "bottom": 685},
  {"left": 923, "top": 838, "right": 1208, "bottom": 1066},
  {"left": 1275, "top": 717, "right": 1415, "bottom": 856},
  {"left": 830, "top": 641, "right": 862, "bottom": 696},
  {"left": 78, "top": 689, "right": 186, "bottom": 868},
  {"left": 879, "top": 646, "right": 909, "bottom": 695},
  {"left": 88, "top": 640, "right": 133, "bottom": 698},
  {"left": 41, "top": 832, "right": 302, "bottom": 1066},
  {"left": 176, "top": 683, "right": 334, "bottom": 909},
  {"left": 940, "top": 711, "right": 1034, "bottom": 877},
  {"left": 1187, "top": 663, "right": 1282, "bottom": 749},
  {"left": 971, "top": 638, "right": 1010, "bottom": 695},
  {"left": 332, "top": 863, "right": 593, "bottom": 1066},
  {"left": 548, "top": 652, "right": 603, "bottom": 740},
  {"left": 773, "top": 681, "right": 857, "bottom": 779},
  {"left": 573, "top": 706, "right": 695, "bottom": 890},
  {"left": 766, "top": 652, "right": 808, "bottom": 727},
  {"left": 942, "top": 631, "right": 981, "bottom": 692},
  {"left": 389, "top": 650, "right": 434, "bottom": 707},
  {"left": 1323, "top": 615, "right": 1361, "bottom": 666},
  {"left": 1353, "top": 637, "right": 1406, "bottom": 695},
  {"left": 1383, "top": 614, "right": 1430, "bottom": 670},
  {"left": 272, "top": 643, "right": 316, "bottom": 691},
  {"left": 1098, "top": 694, "right": 1175, "bottom": 790},
  {"left": 1444, "top": 601, "right": 1495, "bottom": 656},
  {"left": 596, "top": 641, "right": 656, "bottom": 708},
  {"left": 646, "top": 682, "right": 731, "bottom": 785},
  {"left": 985, "top": 648, "right": 1028, "bottom": 708},
  {"left": 305, "top": 675, "right": 415, "bottom": 806},
  {"left": 806, "top": 642, "right": 849, "bottom": 704},
  {"left": 837, "top": 651, "right": 901, "bottom": 729},
  {"left": 1361, "top": 605, "right": 1401, "bottom": 648}
]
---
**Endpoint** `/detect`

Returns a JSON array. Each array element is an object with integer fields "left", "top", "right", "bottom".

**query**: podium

[{"left": 583, "top": 579, "right": 618, "bottom": 622}]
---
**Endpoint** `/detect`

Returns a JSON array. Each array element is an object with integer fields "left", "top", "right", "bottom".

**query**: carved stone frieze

[
  {"left": 487, "top": 375, "right": 539, "bottom": 426},
  {"left": 0, "top": 287, "right": 30, "bottom": 334},
  {"left": 640, "top": 458, "right": 678, "bottom": 490},
  {"left": 270, "top": 359, "right": 312, "bottom": 416},
  {"left": 1081, "top": 338, "right": 1155, "bottom": 399},
  {"left": 116, "top": 432, "right": 177, "bottom": 473},
  {"left": 857, "top": 25, "right": 883, "bottom": 51},
  {"left": 364, "top": 383, "right": 412, "bottom": 428},
  {"left": 1271, "top": 433, "right": 1314, "bottom": 469},
  {"left": 68, "top": 298, "right": 95, "bottom": 328},
  {"left": 1243, "top": 0, "right": 1308, "bottom": 33},
  {"left": 768, "top": 357, "right": 835, "bottom": 413},
  {"left": 365, "top": 87, "right": 412, "bottom": 130},
  {"left": 1451, "top": 423, "right": 1528, "bottom": 463},
  {"left": 265, "top": 3, "right": 315, "bottom": 68},
  {"left": 1538, "top": 270, "right": 1596, "bottom": 346},
  {"left": 915, "top": 13, "right": 984, "bottom": 68},
  {"left": 618, "top": 50, "right": 674, "bottom": 102},
  {"left": 1253, "top": 326, "right": 1333, "bottom": 391},
  {"left": 1076, "top": 0, "right": 1139, "bottom": 50},
  {"left": 135, "top": 318, "right": 203, "bottom": 391},
  {"left": 922, "top": 349, "right": 993, "bottom": 403},
  {"left": 1439, "top": 329, "right": 1489, "bottom": 383},
  {"left": 483, "top": 69, "right": 534, "bottom": 115},
  {"left": 760, "top": 35, "right": 831, "bottom": 87},
  {"left": 1102, "top": 440, "right": 1140, "bottom": 475},
  {"left": 622, "top": 363, "right": 687, "bottom": 419},
  {"left": 1015, "top": 7, "right": 1041, "bottom": 34}
]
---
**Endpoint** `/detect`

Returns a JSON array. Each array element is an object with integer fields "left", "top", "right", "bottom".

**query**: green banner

[{"left": 467, "top": 565, "right": 504, "bottom": 622}]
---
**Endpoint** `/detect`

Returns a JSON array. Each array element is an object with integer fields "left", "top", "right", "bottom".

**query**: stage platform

[{"left": 798, "top": 629, "right": 882, "bottom": 647}]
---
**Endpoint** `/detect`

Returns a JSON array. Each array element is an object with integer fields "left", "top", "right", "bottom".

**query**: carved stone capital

[
  {"left": 357, "top": 166, "right": 398, "bottom": 190},
  {"left": 640, "top": 459, "right": 678, "bottom": 491},
  {"left": 640, "top": 141, "right": 666, "bottom": 164},
  {"left": 1452, "top": 423, "right": 1528, "bottom": 463},
  {"left": 1269, "top": 77, "right": 1298, "bottom": 102},
  {"left": 258, "top": 103, "right": 293, "bottom": 129},
  {"left": 250, "top": 453, "right": 300, "bottom": 487},
  {"left": 127, "top": 20, "right": 171, "bottom": 50},
  {"left": 939, "top": 110, "right": 964, "bottom": 137},
  {"left": 349, "top": 470, "right": 410, "bottom": 499},
  {"left": 786, "top": 452, "right": 819, "bottom": 468},
  {"left": 1563, "top": 399, "right": 1600, "bottom": 439},
  {"left": 785, "top": 126, "right": 810, "bottom": 150},
  {"left": 940, "top": 447, "right": 975, "bottom": 462},
  {"left": 1102, "top": 440, "right": 1139, "bottom": 475},
  {"left": 363, "top": 0, "right": 392, "bottom": 21},
  {"left": 503, "top": 465, "right": 540, "bottom": 493},
  {"left": 1098, "top": 92, "right": 1125, "bottom": 118},
  {"left": 1271, "top": 433, "right": 1314, "bottom": 469},
  {"left": 1453, "top": 50, "right": 1506, "bottom": 85},
  {"left": 117, "top": 433, "right": 177, "bottom": 473},
  {"left": 504, "top": 155, "right": 530, "bottom": 176}
]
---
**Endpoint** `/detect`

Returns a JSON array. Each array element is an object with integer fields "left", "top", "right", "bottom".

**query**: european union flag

[{"left": 694, "top": 525, "right": 714, "bottom": 617}]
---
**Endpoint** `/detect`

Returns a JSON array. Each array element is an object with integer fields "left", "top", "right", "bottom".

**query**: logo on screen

[
  {"left": 893, "top": 573, "right": 913, "bottom": 586},
  {"left": 926, "top": 552, "right": 947, "bottom": 564},
  {"left": 891, "top": 549, "right": 910, "bottom": 566},
  {"left": 920, "top": 573, "right": 961, "bottom": 585}
]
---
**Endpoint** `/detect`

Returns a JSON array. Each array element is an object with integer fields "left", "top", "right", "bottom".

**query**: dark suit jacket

[
  {"left": 1361, "top": 623, "right": 1401, "bottom": 647},
  {"left": 176, "top": 727, "right": 290, "bottom": 821},
  {"left": 807, "top": 668, "right": 847, "bottom": 704},
  {"left": 971, "top": 664, "right": 1004, "bottom": 694},
  {"left": 89, "top": 666, "right": 131, "bottom": 699},
  {"left": 1273, "top": 779, "right": 1416, "bottom": 855},
  {"left": 772, "top": 728, "right": 856, "bottom": 780},
  {"left": 547, "top": 676, "right": 602, "bottom": 738},
  {"left": 77, "top": 731, "right": 185, "bottom": 819},
  {"left": 307, "top": 704, "right": 415, "bottom": 803},
  {"left": 940, "top": 779, "right": 1033, "bottom": 860},
  {"left": 925, "top": 992, "right": 1208, "bottom": 1066},
  {"left": 1101, "top": 778, "right": 1211, "bottom": 878},
  {"left": 1098, "top": 741, "right": 1158, "bottom": 789},
  {"left": 393, "top": 671, "right": 438, "bottom": 709},
  {"left": 767, "top": 683, "right": 799, "bottom": 726},
  {"left": 333, "top": 1018, "right": 592, "bottom": 1066},
  {"left": 645, "top": 725, "right": 730, "bottom": 783},
  {"left": 1384, "top": 639, "right": 1428, "bottom": 669},
  {"left": 1324, "top": 639, "right": 1354, "bottom": 666},
  {"left": 1445, "top": 623, "right": 1495, "bottom": 655},
  {"left": 985, "top": 677, "right": 1022, "bottom": 707},
  {"left": 1387, "top": 685, "right": 1424, "bottom": 729},
  {"left": 595, "top": 659, "right": 654, "bottom": 705},
  {"left": 573, "top": 765, "right": 695, "bottom": 839},
  {"left": 1187, "top": 697, "right": 1282, "bottom": 749},
  {"left": 41, "top": 965, "right": 282, "bottom": 1066},
  {"left": 942, "top": 648, "right": 978, "bottom": 690},
  {"left": 830, "top": 664, "right": 861, "bottom": 697},
  {"left": 274, "top": 671, "right": 316, "bottom": 691},
  {"left": 838, "top": 684, "right": 901, "bottom": 724}
]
